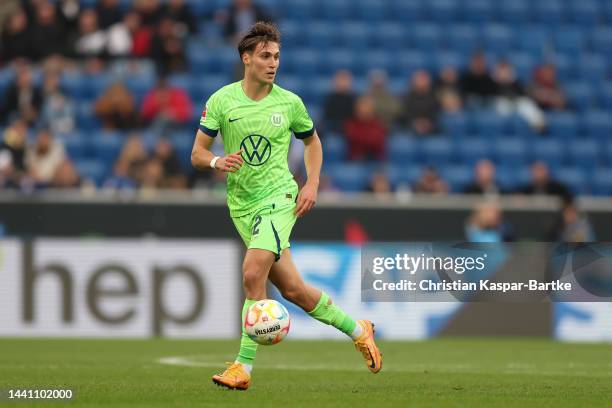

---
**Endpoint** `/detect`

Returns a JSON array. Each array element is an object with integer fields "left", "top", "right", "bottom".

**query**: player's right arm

[
  {"left": 191, "top": 94, "right": 243, "bottom": 172},
  {"left": 191, "top": 130, "right": 243, "bottom": 172}
]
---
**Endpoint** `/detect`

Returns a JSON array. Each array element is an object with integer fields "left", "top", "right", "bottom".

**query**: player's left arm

[{"left": 296, "top": 130, "right": 322, "bottom": 217}]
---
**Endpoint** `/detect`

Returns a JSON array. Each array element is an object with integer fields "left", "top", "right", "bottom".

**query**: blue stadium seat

[
  {"left": 604, "top": 141, "right": 612, "bottom": 165},
  {"left": 577, "top": 54, "right": 608, "bottom": 84},
  {"left": 496, "top": 165, "right": 530, "bottom": 191},
  {"left": 455, "top": 138, "right": 493, "bottom": 165},
  {"left": 321, "top": 134, "right": 346, "bottom": 164},
  {"left": 432, "top": 51, "right": 464, "bottom": 72},
  {"left": 419, "top": 137, "right": 453, "bottom": 165},
  {"left": 61, "top": 132, "right": 87, "bottom": 160},
  {"left": 61, "top": 72, "right": 85, "bottom": 100},
  {"left": 91, "top": 131, "right": 123, "bottom": 163},
  {"left": 494, "top": 138, "right": 528, "bottom": 165},
  {"left": 447, "top": 25, "right": 479, "bottom": 55},
  {"left": 517, "top": 27, "right": 549, "bottom": 58},
  {"left": 393, "top": 51, "right": 430, "bottom": 77},
  {"left": 550, "top": 53, "right": 574, "bottom": 83},
  {"left": 76, "top": 102, "right": 100, "bottom": 130},
  {"left": 168, "top": 133, "right": 194, "bottom": 170},
  {"left": 426, "top": 0, "right": 460, "bottom": 23},
  {"left": 439, "top": 164, "right": 472, "bottom": 192},
  {"left": 283, "top": 0, "right": 316, "bottom": 20},
  {"left": 125, "top": 75, "right": 155, "bottom": 102},
  {"left": 355, "top": 0, "right": 389, "bottom": 22},
  {"left": 554, "top": 166, "right": 589, "bottom": 195},
  {"left": 388, "top": 134, "right": 419, "bottom": 165},
  {"left": 337, "top": 22, "right": 372, "bottom": 51},
  {"left": 197, "top": 74, "right": 231, "bottom": 102},
  {"left": 440, "top": 112, "right": 470, "bottom": 137},
  {"left": 410, "top": 24, "right": 444, "bottom": 51},
  {"left": 321, "top": 0, "right": 354, "bottom": 22},
  {"left": 568, "top": 0, "right": 601, "bottom": 26},
  {"left": 591, "top": 27, "right": 612, "bottom": 55},
  {"left": 507, "top": 52, "right": 536, "bottom": 82},
  {"left": 531, "top": 138, "right": 566, "bottom": 166},
  {"left": 533, "top": 0, "right": 565, "bottom": 25},
  {"left": 390, "top": 0, "right": 425, "bottom": 23},
  {"left": 279, "top": 21, "right": 303, "bottom": 48},
  {"left": 564, "top": 82, "right": 595, "bottom": 112},
  {"left": 375, "top": 24, "right": 406, "bottom": 50},
  {"left": 321, "top": 49, "right": 355, "bottom": 75},
  {"left": 305, "top": 22, "right": 337, "bottom": 50},
  {"left": 471, "top": 111, "right": 510, "bottom": 136},
  {"left": 591, "top": 167, "right": 612, "bottom": 195},
  {"left": 385, "top": 164, "right": 422, "bottom": 189},
  {"left": 75, "top": 159, "right": 108, "bottom": 186},
  {"left": 498, "top": 0, "right": 530, "bottom": 24},
  {"left": 461, "top": 0, "right": 494, "bottom": 23},
  {"left": 553, "top": 27, "right": 587, "bottom": 55},
  {"left": 567, "top": 139, "right": 600, "bottom": 168},
  {"left": 327, "top": 163, "right": 371, "bottom": 192},
  {"left": 582, "top": 111, "right": 612, "bottom": 141},
  {"left": 362, "top": 51, "right": 392, "bottom": 76},
  {"left": 287, "top": 49, "right": 320, "bottom": 78},
  {"left": 597, "top": 82, "right": 612, "bottom": 110},
  {"left": 547, "top": 112, "right": 579, "bottom": 139},
  {"left": 482, "top": 24, "right": 515, "bottom": 55}
]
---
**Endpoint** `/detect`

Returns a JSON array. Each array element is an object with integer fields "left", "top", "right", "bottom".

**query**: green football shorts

[{"left": 231, "top": 193, "right": 298, "bottom": 261}]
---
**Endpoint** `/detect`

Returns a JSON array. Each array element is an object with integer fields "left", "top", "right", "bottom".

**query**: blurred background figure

[
  {"left": 464, "top": 159, "right": 501, "bottom": 196},
  {"left": 140, "top": 78, "right": 193, "bottom": 132},
  {"left": 217, "top": 0, "right": 272, "bottom": 43},
  {"left": 0, "top": 8, "right": 32, "bottom": 63},
  {"left": 0, "top": 119, "right": 29, "bottom": 189},
  {"left": 548, "top": 199, "right": 595, "bottom": 242},
  {"left": 460, "top": 52, "right": 496, "bottom": 107},
  {"left": 413, "top": 166, "right": 449, "bottom": 195},
  {"left": 520, "top": 161, "right": 572, "bottom": 201},
  {"left": 343, "top": 95, "right": 386, "bottom": 161},
  {"left": 323, "top": 70, "right": 357, "bottom": 133},
  {"left": 41, "top": 69, "right": 75, "bottom": 134},
  {"left": 95, "top": 82, "right": 138, "bottom": 130},
  {"left": 51, "top": 159, "right": 81, "bottom": 189},
  {"left": 366, "top": 70, "right": 401, "bottom": 130},
  {"left": 0, "top": 64, "right": 42, "bottom": 125},
  {"left": 366, "top": 170, "right": 392, "bottom": 197},
  {"left": 152, "top": 138, "right": 186, "bottom": 189},
  {"left": 402, "top": 70, "right": 439, "bottom": 135},
  {"left": 528, "top": 64, "right": 567, "bottom": 111},
  {"left": 465, "top": 201, "right": 512, "bottom": 242},
  {"left": 26, "top": 128, "right": 66, "bottom": 187}
]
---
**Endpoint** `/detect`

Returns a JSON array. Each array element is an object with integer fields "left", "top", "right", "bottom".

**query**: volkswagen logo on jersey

[{"left": 240, "top": 134, "right": 272, "bottom": 166}]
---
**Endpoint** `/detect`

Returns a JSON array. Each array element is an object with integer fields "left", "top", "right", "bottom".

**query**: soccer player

[{"left": 191, "top": 22, "right": 382, "bottom": 390}]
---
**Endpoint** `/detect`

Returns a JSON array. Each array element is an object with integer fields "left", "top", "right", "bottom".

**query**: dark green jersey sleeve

[{"left": 290, "top": 96, "right": 315, "bottom": 139}]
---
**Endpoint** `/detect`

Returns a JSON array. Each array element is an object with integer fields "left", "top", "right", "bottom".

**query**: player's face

[{"left": 246, "top": 41, "right": 280, "bottom": 85}]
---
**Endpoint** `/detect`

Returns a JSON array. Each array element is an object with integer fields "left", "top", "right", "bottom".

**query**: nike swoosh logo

[{"left": 229, "top": 117, "right": 243, "bottom": 123}]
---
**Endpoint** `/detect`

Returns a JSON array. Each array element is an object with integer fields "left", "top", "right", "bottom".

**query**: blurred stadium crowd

[{"left": 1, "top": 0, "right": 612, "bottom": 199}]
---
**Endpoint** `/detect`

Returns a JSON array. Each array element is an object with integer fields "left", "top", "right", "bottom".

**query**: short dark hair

[{"left": 237, "top": 21, "right": 281, "bottom": 58}]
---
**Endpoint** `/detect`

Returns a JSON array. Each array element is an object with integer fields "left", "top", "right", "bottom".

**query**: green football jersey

[{"left": 199, "top": 81, "right": 315, "bottom": 217}]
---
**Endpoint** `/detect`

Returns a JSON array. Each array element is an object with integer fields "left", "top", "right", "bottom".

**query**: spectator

[
  {"left": 218, "top": 0, "right": 272, "bottom": 43},
  {"left": 465, "top": 201, "right": 512, "bottom": 242},
  {"left": 322, "top": 70, "right": 357, "bottom": 133},
  {"left": 29, "top": 1, "right": 66, "bottom": 61},
  {"left": 0, "top": 8, "right": 32, "bottom": 63},
  {"left": 26, "top": 128, "right": 66, "bottom": 186},
  {"left": 140, "top": 157, "right": 164, "bottom": 192},
  {"left": 95, "top": 82, "right": 137, "bottom": 130},
  {"left": 520, "top": 161, "right": 572, "bottom": 201},
  {"left": 55, "top": 0, "right": 81, "bottom": 38},
  {"left": 134, "top": 0, "right": 163, "bottom": 27},
  {"left": 0, "top": 119, "right": 28, "bottom": 188},
  {"left": 41, "top": 70, "right": 75, "bottom": 134},
  {"left": 402, "top": 70, "right": 439, "bottom": 135},
  {"left": 528, "top": 64, "right": 567, "bottom": 111},
  {"left": 366, "top": 170, "right": 392, "bottom": 197},
  {"left": 464, "top": 159, "right": 501, "bottom": 196},
  {"left": 73, "top": 9, "right": 107, "bottom": 59},
  {"left": 460, "top": 52, "right": 497, "bottom": 105},
  {"left": 141, "top": 78, "right": 193, "bottom": 130},
  {"left": 152, "top": 138, "right": 186, "bottom": 188},
  {"left": 547, "top": 199, "right": 595, "bottom": 242},
  {"left": 436, "top": 66, "right": 463, "bottom": 113},
  {"left": 150, "top": 17, "right": 187, "bottom": 75},
  {"left": 0, "top": 64, "right": 43, "bottom": 125},
  {"left": 366, "top": 70, "right": 401, "bottom": 130},
  {"left": 51, "top": 159, "right": 81, "bottom": 188},
  {"left": 123, "top": 12, "right": 152, "bottom": 58},
  {"left": 106, "top": 12, "right": 134, "bottom": 58},
  {"left": 115, "top": 135, "right": 147, "bottom": 180},
  {"left": 492, "top": 60, "right": 545, "bottom": 132},
  {"left": 413, "top": 167, "right": 449, "bottom": 194},
  {"left": 104, "top": 159, "right": 138, "bottom": 190},
  {"left": 163, "top": 0, "right": 196, "bottom": 35},
  {"left": 96, "top": 0, "right": 123, "bottom": 29},
  {"left": 343, "top": 96, "right": 386, "bottom": 161}
]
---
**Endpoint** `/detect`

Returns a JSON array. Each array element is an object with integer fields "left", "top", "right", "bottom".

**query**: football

[{"left": 244, "top": 299, "right": 291, "bottom": 345}]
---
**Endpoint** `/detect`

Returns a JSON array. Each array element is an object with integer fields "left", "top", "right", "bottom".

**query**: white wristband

[{"left": 210, "top": 156, "right": 220, "bottom": 169}]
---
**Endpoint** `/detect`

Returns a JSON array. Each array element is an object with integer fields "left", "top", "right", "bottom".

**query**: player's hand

[
  {"left": 215, "top": 149, "right": 243, "bottom": 172},
  {"left": 295, "top": 180, "right": 318, "bottom": 217}
]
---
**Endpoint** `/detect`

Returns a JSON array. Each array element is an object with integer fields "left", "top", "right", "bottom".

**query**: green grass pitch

[{"left": 1, "top": 338, "right": 611, "bottom": 407}]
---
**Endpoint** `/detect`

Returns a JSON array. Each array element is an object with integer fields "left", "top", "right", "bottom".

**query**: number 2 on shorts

[{"left": 252, "top": 215, "right": 262, "bottom": 235}]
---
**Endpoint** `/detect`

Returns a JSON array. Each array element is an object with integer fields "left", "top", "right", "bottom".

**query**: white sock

[
  {"left": 236, "top": 361, "right": 252, "bottom": 374},
  {"left": 350, "top": 321, "right": 364, "bottom": 340}
]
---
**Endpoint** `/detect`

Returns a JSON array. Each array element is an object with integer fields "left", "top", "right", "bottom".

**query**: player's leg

[{"left": 268, "top": 248, "right": 382, "bottom": 373}]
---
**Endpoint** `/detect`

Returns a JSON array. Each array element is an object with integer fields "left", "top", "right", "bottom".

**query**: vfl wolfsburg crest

[
  {"left": 240, "top": 134, "right": 272, "bottom": 166},
  {"left": 270, "top": 113, "right": 283, "bottom": 127}
]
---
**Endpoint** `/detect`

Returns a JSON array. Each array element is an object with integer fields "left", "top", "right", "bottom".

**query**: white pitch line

[{"left": 156, "top": 355, "right": 612, "bottom": 377}]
